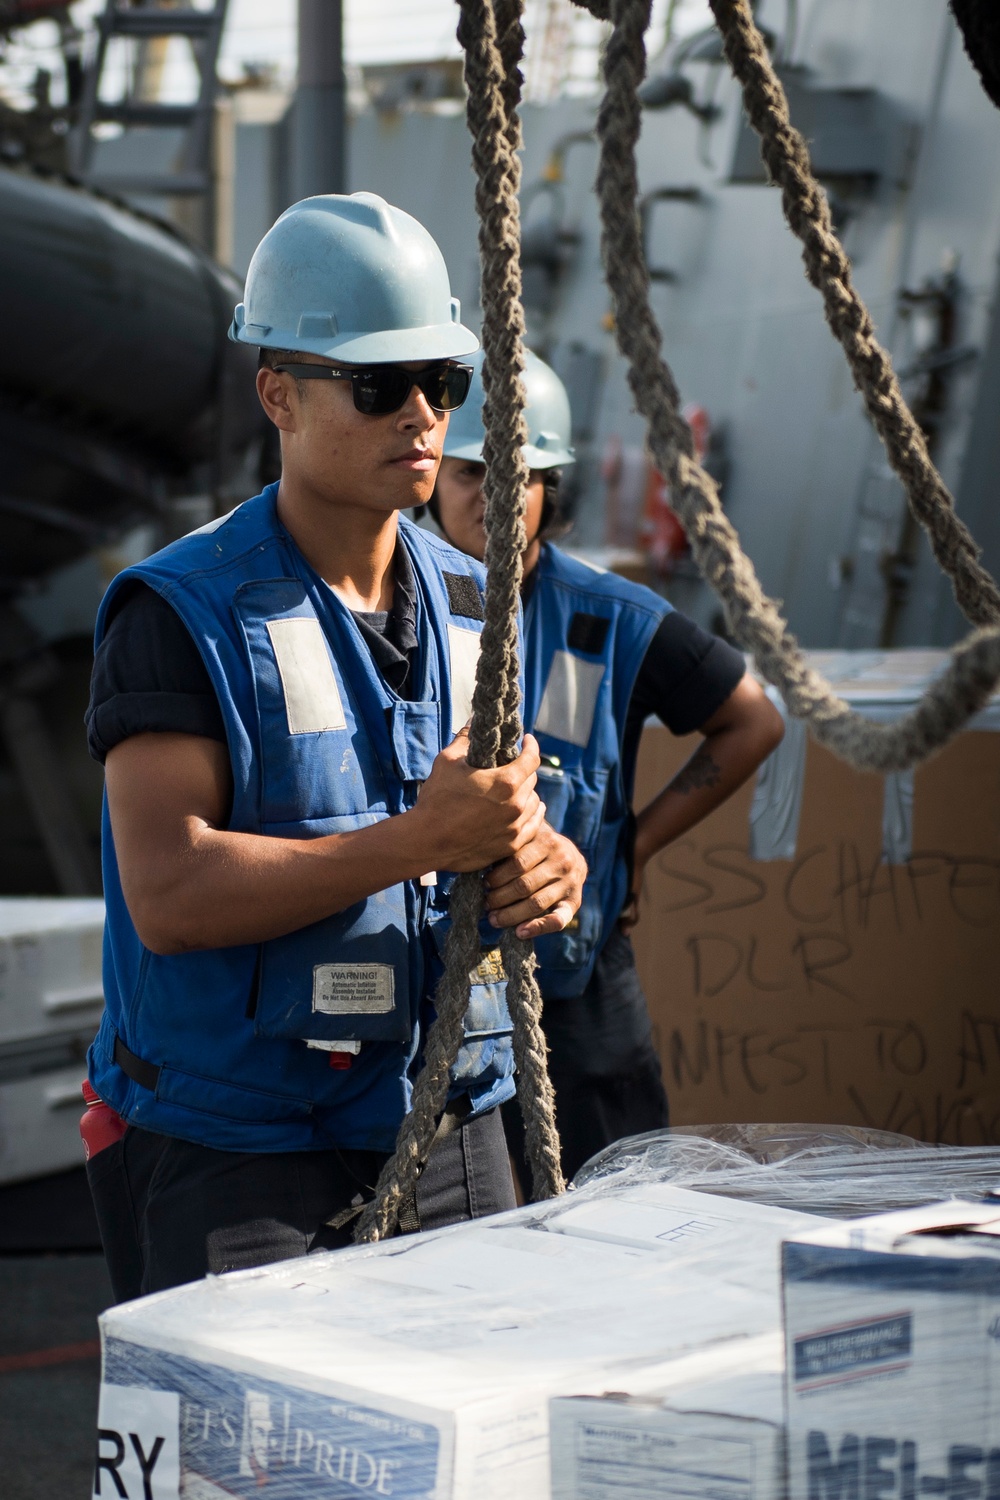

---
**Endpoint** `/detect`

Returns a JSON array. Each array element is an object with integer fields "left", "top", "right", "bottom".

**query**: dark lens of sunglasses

[
  {"left": 352, "top": 368, "right": 411, "bottom": 415},
  {"left": 429, "top": 365, "right": 472, "bottom": 412},
  {"left": 351, "top": 364, "right": 472, "bottom": 416}
]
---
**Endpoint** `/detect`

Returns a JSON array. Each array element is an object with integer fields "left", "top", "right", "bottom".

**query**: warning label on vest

[{"left": 312, "top": 964, "right": 395, "bottom": 1015}]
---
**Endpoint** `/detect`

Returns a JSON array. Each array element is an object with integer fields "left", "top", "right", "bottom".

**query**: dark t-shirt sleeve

[
  {"left": 85, "top": 582, "right": 226, "bottom": 764},
  {"left": 628, "top": 610, "right": 746, "bottom": 739}
]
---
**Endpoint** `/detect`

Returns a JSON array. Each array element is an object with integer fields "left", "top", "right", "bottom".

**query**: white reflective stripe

[
  {"left": 265, "top": 618, "right": 346, "bottom": 734},
  {"left": 534, "top": 650, "right": 604, "bottom": 749},
  {"left": 187, "top": 504, "right": 237, "bottom": 536},
  {"left": 448, "top": 623, "right": 482, "bottom": 734}
]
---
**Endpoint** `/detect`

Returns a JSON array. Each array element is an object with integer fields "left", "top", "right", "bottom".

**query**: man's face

[
  {"left": 435, "top": 456, "right": 547, "bottom": 563},
  {"left": 256, "top": 357, "right": 453, "bottom": 514}
]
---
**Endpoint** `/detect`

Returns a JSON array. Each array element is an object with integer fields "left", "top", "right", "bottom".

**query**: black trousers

[
  {"left": 505, "top": 926, "right": 670, "bottom": 1190},
  {"left": 87, "top": 1105, "right": 515, "bottom": 1304}
]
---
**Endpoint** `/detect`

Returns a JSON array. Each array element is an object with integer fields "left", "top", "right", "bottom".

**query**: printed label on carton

[
  {"left": 793, "top": 1313, "right": 912, "bottom": 1390},
  {"left": 101, "top": 1339, "right": 440, "bottom": 1499},
  {"left": 93, "top": 1385, "right": 180, "bottom": 1499},
  {"left": 802, "top": 1430, "right": 1000, "bottom": 1498}
]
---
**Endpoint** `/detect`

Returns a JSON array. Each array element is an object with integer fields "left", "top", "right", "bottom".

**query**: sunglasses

[{"left": 272, "top": 360, "right": 473, "bottom": 416}]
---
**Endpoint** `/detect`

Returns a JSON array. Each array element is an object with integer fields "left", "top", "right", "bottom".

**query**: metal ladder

[{"left": 69, "top": 0, "right": 229, "bottom": 199}]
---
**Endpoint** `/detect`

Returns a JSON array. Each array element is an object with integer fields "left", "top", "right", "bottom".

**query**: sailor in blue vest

[
  {"left": 84, "top": 196, "right": 586, "bottom": 1299},
  {"left": 431, "top": 350, "right": 784, "bottom": 1185}
]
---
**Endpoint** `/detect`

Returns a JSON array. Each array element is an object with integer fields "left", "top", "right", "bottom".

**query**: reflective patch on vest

[
  {"left": 187, "top": 505, "right": 237, "bottom": 537},
  {"left": 534, "top": 650, "right": 605, "bottom": 748},
  {"left": 312, "top": 963, "right": 395, "bottom": 1014},
  {"left": 448, "top": 623, "right": 482, "bottom": 734},
  {"left": 266, "top": 617, "right": 347, "bottom": 734}
]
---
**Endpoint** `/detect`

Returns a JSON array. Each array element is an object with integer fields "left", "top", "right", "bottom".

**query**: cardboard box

[
  {"left": 631, "top": 650, "right": 1000, "bottom": 1145},
  {"left": 782, "top": 1201, "right": 1000, "bottom": 1498},
  {"left": 549, "top": 1335, "right": 785, "bottom": 1499},
  {"left": 93, "top": 1184, "right": 822, "bottom": 1500}
]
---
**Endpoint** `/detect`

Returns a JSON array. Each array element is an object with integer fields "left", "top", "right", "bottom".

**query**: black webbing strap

[{"left": 114, "top": 1035, "right": 161, "bottom": 1093}]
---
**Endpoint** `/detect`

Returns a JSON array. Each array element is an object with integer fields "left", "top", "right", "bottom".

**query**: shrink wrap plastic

[
  {"left": 93, "top": 1178, "right": 823, "bottom": 1500},
  {"left": 574, "top": 1122, "right": 1000, "bottom": 1217}
]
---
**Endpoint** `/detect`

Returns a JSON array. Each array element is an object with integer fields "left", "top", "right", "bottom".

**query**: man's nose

[{"left": 397, "top": 384, "right": 440, "bottom": 432}]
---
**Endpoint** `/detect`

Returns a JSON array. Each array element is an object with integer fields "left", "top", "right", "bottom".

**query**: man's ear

[{"left": 256, "top": 367, "right": 298, "bottom": 432}]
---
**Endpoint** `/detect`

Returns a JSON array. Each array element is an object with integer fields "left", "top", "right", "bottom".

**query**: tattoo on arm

[{"left": 669, "top": 744, "right": 722, "bottom": 796}]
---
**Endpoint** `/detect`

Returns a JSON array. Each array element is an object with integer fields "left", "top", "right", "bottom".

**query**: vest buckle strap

[{"left": 114, "top": 1035, "right": 161, "bottom": 1093}]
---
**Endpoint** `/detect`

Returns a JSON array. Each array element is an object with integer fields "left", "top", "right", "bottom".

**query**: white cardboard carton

[
  {"left": 782, "top": 1199, "right": 1000, "bottom": 1500},
  {"left": 94, "top": 1184, "right": 822, "bottom": 1500},
  {"left": 549, "top": 1333, "right": 785, "bottom": 1499}
]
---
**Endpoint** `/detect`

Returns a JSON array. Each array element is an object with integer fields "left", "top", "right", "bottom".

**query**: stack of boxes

[
  {"left": 93, "top": 1182, "right": 821, "bottom": 1500},
  {"left": 91, "top": 1161, "right": 1000, "bottom": 1499}
]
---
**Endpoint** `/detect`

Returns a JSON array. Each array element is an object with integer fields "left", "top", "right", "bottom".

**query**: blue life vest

[
  {"left": 523, "top": 544, "right": 671, "bottom": 997},
  {"left": 88, "top": 485, "right": 514, "bottom": 1153}
]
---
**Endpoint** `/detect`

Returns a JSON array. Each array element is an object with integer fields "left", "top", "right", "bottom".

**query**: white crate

[
  {"left": 0, "top": 898, "right": 105, "bottom": 1182},
  {"left": 0, "top": 898, "right": 105, "bottom": 1045},
  {"left": 0, "top": 1064, "right": 92, "bottom": 1182}
]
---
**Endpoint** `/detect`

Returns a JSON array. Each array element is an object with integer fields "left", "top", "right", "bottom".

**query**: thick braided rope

[
  {"left": 355, "top": 0, "right": 563, "bottom": 1241},
  {"left": 710, "top": 0, "right": 1000, "bottom": 629},
  {"left": 354, "top": 874, "right": 489, "bottom": 1242},
  {"left": 462, "top": 0, "right": 564, "bottom": 1203},
  {"left": 587, "top": 0, "right": 1000, "bottom": 772}
]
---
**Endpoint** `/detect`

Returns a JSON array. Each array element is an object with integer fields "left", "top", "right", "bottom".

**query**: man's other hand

[{"left": 483, "top": 822, "right": 587, "bottom": 940}]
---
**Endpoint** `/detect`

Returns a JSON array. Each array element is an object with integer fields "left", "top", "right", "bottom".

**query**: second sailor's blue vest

[
  {"left": 523, "top": 544, "right": 670, "bottom": 997},
  {"left": 88, "top": 485, "right": 514, "bottom": 1153}
]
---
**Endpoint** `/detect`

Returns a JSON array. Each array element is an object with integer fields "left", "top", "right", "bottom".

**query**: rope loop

[{"left": 587, "top": 0, "right": 1000, "bottom": 771}]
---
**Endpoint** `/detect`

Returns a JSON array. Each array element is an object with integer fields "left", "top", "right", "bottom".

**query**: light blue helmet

[
  {"left": 443, "top": 349, "right": 575, "bottom": 469},
  {"left": 230, "top": 192, "right": 479, "bottom": 364}
]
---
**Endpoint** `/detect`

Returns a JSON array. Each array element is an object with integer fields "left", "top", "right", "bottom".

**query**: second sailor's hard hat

[
  {"left": 229, "top": 192, "right": 479, "bottom": 364},
  {"left": 443, "top": 349, "right": 575, "bottom": 469}
]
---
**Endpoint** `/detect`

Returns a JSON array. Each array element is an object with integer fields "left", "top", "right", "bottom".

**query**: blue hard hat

[
  {"left": 230, "top": 192, "right": 479, "bottom": 364},
  {"left": 442, "top": 348, "right": 575, "bottom": 469}
]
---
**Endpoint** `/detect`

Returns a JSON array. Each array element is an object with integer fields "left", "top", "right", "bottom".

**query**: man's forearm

[
  {"left": 125, "top": 810, "right": 437, "bottom": 955},
  {"left": 633, "top": 722, "right": 770, "bottom": 869}
]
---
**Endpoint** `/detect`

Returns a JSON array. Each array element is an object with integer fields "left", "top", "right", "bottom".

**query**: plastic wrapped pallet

[
  {"left": 92, "top": 1183, "right": 822, "bottom": 1500},
  {"left": 574, "top": 1123, "right": 1000, "bottom": 1218},
  {"left": 782, "top": 1200, "right": 1000, "bottom": 1498},
  {"left": 549, "top": 1333, "right": 785, "bottom": 1500}
]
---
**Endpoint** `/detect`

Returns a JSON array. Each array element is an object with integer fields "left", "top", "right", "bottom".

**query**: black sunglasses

[{"left": 272, "top": 360, "right": 473, "bottom": 416}]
